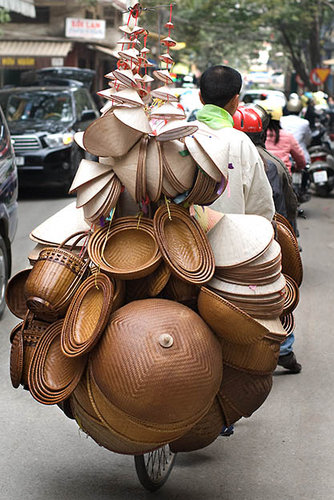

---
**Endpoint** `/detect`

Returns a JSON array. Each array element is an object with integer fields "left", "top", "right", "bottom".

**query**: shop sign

[
  {"left": 65, "top": 17, "right": 106, "bottom": 39},
  {"left": 1, "top": 57, "right": 35, "bottom": 67}
]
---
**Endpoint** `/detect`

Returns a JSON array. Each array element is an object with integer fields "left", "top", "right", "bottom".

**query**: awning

[
  {"left": 0, "top": 0, "right": 35, "bottom": 18},
  {"left": 0, "top": 41, "right": 73, "bottom": 57},
  {"left": 92, "top": 44, "right": 119, "bottom": 59},
  {"left": 104, "top": 0, "right": 127, "bottom": 12}
]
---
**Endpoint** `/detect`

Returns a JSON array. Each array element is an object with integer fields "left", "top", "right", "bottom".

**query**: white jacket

[{"left": 195, "top": 122, "right": 275, "bottom": 221}]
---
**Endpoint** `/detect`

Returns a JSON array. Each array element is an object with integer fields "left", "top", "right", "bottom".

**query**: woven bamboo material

[
  {"left": 88, "top": 217, "right": 161, "bottom": 280},
  {"left": 218, "top": 365, "right": 273, "bottom": 419},
  {"left": 24, "top": 231, "right": 90, "bottom": 321},
  {"left": 218, "top": 337, "right": 280, "bottom": 375},
  {"left": 162, "top": 273, "right": 199, "bottom": 307},
  {"left": 125, "top": 262, "right": 171, "bottom": 302},
  {"left": 10, "top": 328, "right": 23, "bottom": 389},
  {"left": 5, "top": 268, "right": 31, "bottom": 319},
  {"left": 276, "top": 220, "right": 303, "bottom": 287},
  {"left": 21, "top": 315, "right": 50, "bottom": 388},
  {"left": 169, "top": 397, "right": 224, "bottom": 453},
  {"left": 282, "top": 274, "right": 300, "bottom": 315},
  {"left": 88, "top": 299, "right": 222, "bottom": 442},
  {"left": 61, "top": 273, "right": 114, "bottom": 357},
  {"left": 153, "top": 204, "right": 215, "bottom": 285},
  {"left": 28, "top": 320, "right": 87, "bottom": 405}
]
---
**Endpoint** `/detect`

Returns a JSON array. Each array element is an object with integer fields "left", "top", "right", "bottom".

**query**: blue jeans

[{"left": 279, "top": 332, "right": 295, "bottom": 356}]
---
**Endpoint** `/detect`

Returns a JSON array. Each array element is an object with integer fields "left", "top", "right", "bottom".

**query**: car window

[
  {"left": 6, "top": 91, "right": 73, "bottom": 122},
  {"left": 73, "top": 89, "right": 94, "bottom": 120}
]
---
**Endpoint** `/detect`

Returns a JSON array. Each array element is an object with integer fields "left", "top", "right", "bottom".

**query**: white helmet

[{"left": 286, "top": 96, "right": 302, "bottom": 113}]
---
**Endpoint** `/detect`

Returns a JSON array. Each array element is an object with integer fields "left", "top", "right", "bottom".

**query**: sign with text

[
  {"left": 65, "top": 18, "right": 106, "bottom": 39},
  {"left": 1, "top": 57, "right": 35, "bottom": 67}
]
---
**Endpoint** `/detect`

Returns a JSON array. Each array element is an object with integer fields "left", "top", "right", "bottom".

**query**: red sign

[{"left": 310, "top": 68, "right": 330, "bottom": 85}]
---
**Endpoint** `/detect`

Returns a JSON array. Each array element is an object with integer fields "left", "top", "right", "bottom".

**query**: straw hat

[
  {"left": 106, "top": 88, "right": 145, "bottom": 107},
  {"left": 30, "top": 202, "right": 90, "bottom": 246},
  {"left": 76, "top": 171, "right": 115, "bottom": 208},
  {"left": 160, "top": 140, "right": 197, "bottom": 192},
  {"left": 146, "top": 137, "right": 163, "bottom": 202},
  {"left": 156, "top": 119, "right": 198, "bottom": 142},
  {"left": 150, "top": 102, "right": 185, "bottom": 120},
  {"left": 83, "top": 113, "right": 141, "bottom": 158},
  {"left": 69, "top": 159, "right": 113, "bottom": 194},
  {"left": 184, "top": 133, "right": 227, "bottom": 182},
  {"left": 112, "top": 140, "right": 142, "bottom": 202},
  {"left": 207, "top": 214, "right": 274, "bottom": 268},
  {"left": 151, "top": 85, "right": 179, "bottom": 102},
  {"left": 112, "top": 68, "right": 138, "bottom": 87},
  {"left": 153, "top": 69, "right": 174, "bottom": 84},
  {"left": 113, "top": 106, "right": 152, "bottom": 133}
]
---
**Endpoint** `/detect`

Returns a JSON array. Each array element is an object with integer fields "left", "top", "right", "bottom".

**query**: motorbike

[{"left": 308, "top": 123, "right": 334, "bottom": 197}]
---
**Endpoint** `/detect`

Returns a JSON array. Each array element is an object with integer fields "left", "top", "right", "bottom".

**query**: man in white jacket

[{"left": 195, "top": 65, "right": 275, "bottom": 221}]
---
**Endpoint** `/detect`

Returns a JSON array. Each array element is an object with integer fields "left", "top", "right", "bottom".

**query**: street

[{"left": 1, "top": 192, "right": 334, "bottom": 500}]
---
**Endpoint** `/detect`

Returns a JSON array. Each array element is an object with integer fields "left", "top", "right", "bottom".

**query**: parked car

[
  {"left": 0, "top": 68, "right": 99, "bottom": 192},
  {"left": 0, "top": 105, "right": 18, "bottom": 316}
]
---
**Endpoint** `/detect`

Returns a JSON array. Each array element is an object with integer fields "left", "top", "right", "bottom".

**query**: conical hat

[
  {"left": 193, "top": 129, "right": 230, "bottom": 179},
  {"left": 161, "top": 140, "right": 197, "bottom": 191},
  {"left": 83, "top": 112, "right": 143, "bottom": 157},
  {"left": 100, "top": 100, "right": 114, "bottom": 115},
  {"left": 112, "top": 68, "right": 137, "bottom": 88},
  {"left": 159, "top": 53, "right": 174, "bottom": 65},
  {"left": 153, "top": 69, "right": 174, "bottom": 84},
  {"left": 151, "top": 85, "right": 178, "bottom": 102},
  {"left": 150, "top": 102, "right": 185, "bottom": 120},
  {"left": 112, "top": 141, "right": 141, "bottom": 201},
  {"left": 99, "top": 156, "right": 115, "bottom": 166},
  {"left": 69, "top": 159, "right": 113, "bottom": 194},
  {"left": 113, "top": 106, "right": 152, "bottom": 133},
  {"left": 207, "top": 214, "right": 274, "bottom": 268},
  {"left": 107, "top": 88, "right": 144, "bottom": 107},
  {"left": 97, "top": 88, "right": 118, "bottom": 101},
  {"left": 208, "top": 274, "right": 286, "bottom": 297},
  {"left": 156, "top": 119, "right": 198, "bottom": 141},
  {"left": 118, "top": 48, "right": 139, "bottom": 62},
  {"left": 76, "top": 171, "right": 115, "bottom": 208},
  {"left": 74, "top": 131, "right": 85, "bottom": 150},
  {"left": 29, "top": 202, "right": 90, "bottom": 245},
  {"left": 142, "top": 74, "right": 154, "bottom": 83},
  {"left": 81, "top": 176, "right": 115, "bottom": 218},
  {"left": 146, "top": 138, "right": 163, "bottom": 202},
  {"left": 184, "top": 135, "right": 224, "bottom": 182}
]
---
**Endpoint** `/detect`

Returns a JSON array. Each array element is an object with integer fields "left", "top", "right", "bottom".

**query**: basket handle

[{"left": 58, "top": 230, "right": 91, "bottom": 251}]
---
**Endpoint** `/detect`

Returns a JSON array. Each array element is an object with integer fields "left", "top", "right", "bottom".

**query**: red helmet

[{"left": 233, "top": 106, "right": 263, "bottom": 133}]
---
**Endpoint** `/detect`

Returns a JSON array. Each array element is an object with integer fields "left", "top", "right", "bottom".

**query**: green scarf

[{"left": 196, "top": 104, "right": 234, "bottom": 130}]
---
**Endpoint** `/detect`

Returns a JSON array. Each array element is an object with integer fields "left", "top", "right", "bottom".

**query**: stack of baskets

[{"left": 6, "top": 3, "right": 304, "bottom": 456}]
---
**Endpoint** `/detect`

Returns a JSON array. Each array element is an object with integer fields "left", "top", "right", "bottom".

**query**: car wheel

[{"left": 0, "top": 234, "right": 9, "bottom": 318}]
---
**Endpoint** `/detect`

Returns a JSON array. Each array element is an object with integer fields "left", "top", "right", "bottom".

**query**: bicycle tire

[{"left": 134, "top": 445, "right": 176, "bottom": 491}]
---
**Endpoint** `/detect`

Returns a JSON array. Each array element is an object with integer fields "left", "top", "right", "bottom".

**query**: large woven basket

[
  {"left": 89, "top": 298, "right": 222, "bottom": 443},
  {"left": 5, "top": 268, "right": 31, "bottom": 319},
  {"left": 169, "top": 397, "right": 224, "bottom": 453},
  {"left": 275, "top": 220, "right": 303, "bottom": 286},
  {"left": 24, "top": 231, "right": 91, "bottom": 322}
]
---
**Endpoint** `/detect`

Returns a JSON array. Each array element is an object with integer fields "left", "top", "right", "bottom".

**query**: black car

[
  {"left": 0, "top": 105, "right": 18, "bottom": 316},
  {"left": 0, "top": 70, "right": 99, "bottom": 191}
]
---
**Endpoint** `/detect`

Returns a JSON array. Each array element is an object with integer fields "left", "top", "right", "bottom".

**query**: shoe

[
  {"left": 220, "top": 425, "right": 234, "bottom": 437},
  {"left": 278, "top": 352, "right": 302, "bottom": 373}
]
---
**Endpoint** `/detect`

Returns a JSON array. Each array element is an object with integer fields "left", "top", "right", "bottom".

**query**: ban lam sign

[{"left": 66, "top": 18, "right": 106, "bottom": 40}]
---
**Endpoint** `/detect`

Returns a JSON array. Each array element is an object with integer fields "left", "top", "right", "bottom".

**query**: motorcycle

[{"left": 308, "top": 126, "right": 334, "bottom": 197}]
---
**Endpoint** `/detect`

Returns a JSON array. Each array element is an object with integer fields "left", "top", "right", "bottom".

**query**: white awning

[
  {"left": 0, "top": 0, "right": 35, "bottom": 18},
  {"left": 0, "top": 41, "right": 72, "bottom": 57}
]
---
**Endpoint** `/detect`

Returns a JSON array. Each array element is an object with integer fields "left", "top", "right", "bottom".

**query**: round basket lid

[
  {"left": 89, "top": 298, "right": 222, "bottom": 428},
  {"left": 6, "top": 268, "right": 31, "bottom": 319}
]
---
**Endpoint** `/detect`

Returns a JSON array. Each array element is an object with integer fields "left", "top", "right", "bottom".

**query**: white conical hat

[
  {"left": 153, "top": 69, "right": 174, "bottom": 84},
  {"left": 207, "top": 214, "right": 274, "bottom": 268},
  {"left": 76, "top": 171, "right": 115, "bottom": 208},
  {"left": 100, "top": 100, "right": 114, "bottom": 115},
  {"left": 112, "top": 68, "right": 137, "bottom": 88},
  {"left": 146, "top": 137, "right": 162, "bottom": 202},
  {"left": 193, "top": 129, "right": 230, "bottom": 179},
  {"left": 155, "top": 119, "right": 198, "bottom": 141},
  {"left": 150, "top": 102, "right": 185, "bottom": 120},
  {"left": 73, "top": 131, "right": 85, "bottom": 150},
  {"left": 29, "top": 202, "right": 90, "bottom": 245},
  {"left": 97, "top": 87, "right": 118, "bottom": 101},
  {"left": 113, "top": 106, "right": 152, "bottom": 133},
  {"left": 151, "top": 85, "right": 178, "bottom": 102},
  {"left": 161, "top": 140, "right": 196, "bottom": 191},
  {"left": 142, "top": 74, "right": 154, "bottom": 83},
  {"left": 112, "top": 141, "right": 141, "bottom": 202},
  {"left": 184, "top": 134, "right": 223, "bottom": 182},
  {"left": 118, "top": 48, "right": 139, "bottom": 62},
  {"left": 108, "top": 88, "right": 144, "bottom": 107},
  {"left": 69, "top": 159, "right": 113, "bottom": 194}
]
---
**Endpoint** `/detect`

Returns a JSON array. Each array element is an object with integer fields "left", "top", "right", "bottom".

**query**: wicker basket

[{"left": 24, "top": 231, "right": 91, "bottom": 321}]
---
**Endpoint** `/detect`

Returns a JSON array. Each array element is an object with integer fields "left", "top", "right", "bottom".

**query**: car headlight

[{"left": 44, "top": 133, "right": 74, "bottom": 148}]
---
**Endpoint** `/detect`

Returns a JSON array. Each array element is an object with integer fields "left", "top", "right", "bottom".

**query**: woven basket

[
  {"left": 21, "top": 314, "right": 50, "bottom": 388},
  {"left": 89, "top": 298, "right": 222, "bottom": 442},
  {"left": 276, "top": 221, "right": 303, "bottom": 286},
  {"left": 5, "top": 268, "right": 31, "bottom": 319},
  {"left": 24, "top": 231, "right": 91, "bottom": 321},
  {"left": 10, "top": 328, "right": 24, "bottom": 389},
  {"left": 169, "top": 397, "right": 224, "bottom": 453},
  {"left": 61, "top": 273, "right": 114, "bottom": 357}
]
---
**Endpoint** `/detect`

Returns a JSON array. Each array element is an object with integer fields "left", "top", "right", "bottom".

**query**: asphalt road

[{"left": 1, "top": 192, "right": 334, "bottom": 500}]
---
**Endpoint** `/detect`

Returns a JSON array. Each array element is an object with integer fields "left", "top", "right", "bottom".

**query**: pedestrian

[
  {"left": 195, "top": 65, "right": 275, "bottom": 220},
  {"left": 263, "top": 104, "right": 306, "bottom": 173},
  {"left": 280, "top": 96, "right": 312, "bottom": 164},
  {"left": 233, "top": 104, "right": 302, "bottom": 373}
]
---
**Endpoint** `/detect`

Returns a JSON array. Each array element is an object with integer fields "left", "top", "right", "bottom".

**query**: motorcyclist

[{"left": 280, "top": 96, "right": 312, "bottom": 164}]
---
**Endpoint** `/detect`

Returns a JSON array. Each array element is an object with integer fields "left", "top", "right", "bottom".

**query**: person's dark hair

[
  {"left": 268, "top": 118, "right": 281, "bottom": 144},
  {"left": 200, "top": 65, "right": 242, "bottom": 108}
]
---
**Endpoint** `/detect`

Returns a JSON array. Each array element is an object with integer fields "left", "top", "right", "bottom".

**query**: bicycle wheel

[{"left": 134, "top": 445, "right": 177, "bottom": 491}]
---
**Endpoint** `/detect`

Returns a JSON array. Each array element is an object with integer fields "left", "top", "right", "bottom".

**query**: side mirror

[{"left": 80, "top": 109, "right": 97, "bottom": 122}]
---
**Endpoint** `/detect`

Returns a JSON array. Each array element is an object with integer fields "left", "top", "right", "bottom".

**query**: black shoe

[{"left": 278, "top": 352, "right": 302, "bottom": 373}]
